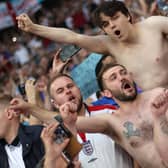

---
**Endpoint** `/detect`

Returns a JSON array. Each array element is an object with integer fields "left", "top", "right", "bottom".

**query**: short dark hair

[
  {"left": 97, "top": 63, "right": 126, "bottom": 91},
  {"left": 0, "top": 95, "right": 13, "bottom": 112},
  {"left": 93, "top": 0, "right": 132, "bottom": 28},
  {"left": 95, "top": 54, "right": 116, "bottom": 79},
  {"left": 48, "top": 73, "right": 74, "bottom": 98}
]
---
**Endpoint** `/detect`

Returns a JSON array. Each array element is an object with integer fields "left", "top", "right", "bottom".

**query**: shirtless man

[
  {"left": 75, "top": 63, "right": 168, "bottom": 168},
  {"left": 16, "top": 1, "right": 168, "bottom": 90},
  {"left": 10, "top": 64, "right": 168, "bottom": 168},
  {"left": 58, "top": 63, "right": 168, "bottom": 168}
]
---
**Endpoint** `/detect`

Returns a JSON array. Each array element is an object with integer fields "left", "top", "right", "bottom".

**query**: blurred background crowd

[{"left": 0, "top": 0, "right": 167, "bottom": 99}]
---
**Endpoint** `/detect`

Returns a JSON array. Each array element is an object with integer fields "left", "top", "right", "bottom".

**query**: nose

[
  {"left": 65, "top": 87, "right": 71, "bottom": 94},
  {"left": 109, "top": 20, "right": 116, "bottom": 29},
  {"left": 118, "top": 75, "right": 125, "bottom": 82}
]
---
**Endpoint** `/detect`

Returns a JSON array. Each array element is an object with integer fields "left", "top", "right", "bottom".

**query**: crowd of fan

[{"left": 0, "top": 0, "right": 162, "bottom": 99}]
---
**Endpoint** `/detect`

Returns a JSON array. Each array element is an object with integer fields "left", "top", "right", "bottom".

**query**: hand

[
  {"left": 59, "top": 102, "right": 78, "bottom": 126},
  {"left": 25, "top": 79, "right": 39, "bottom": 103},
  {"left": 152, "top": 89, "right": 168, "bottom": 117},
  {"left": 10, "top": 97, "right": 32, "bottom": 115},
  {"left": 16, "top": 13, "right": 34, "bottom": 32},
  {"left": 59, "top": 102, "right": 78, "bottom": 136},
  {"left": 41, "top": 122, "right": 70, "bottom": 160},
  {"left": 41, "top": 123, "right": 81, "bottom": 168},
  {"left": 51, "top": 49, "right": 71, "bottom": 76}
]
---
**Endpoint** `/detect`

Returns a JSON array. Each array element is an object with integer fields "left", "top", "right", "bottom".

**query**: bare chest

[
  {"left": 122, "top": 119, "right": 153, "bottom": 147},
  {"left": 109, "top": 31, "right": 168, "bottom": 89}
]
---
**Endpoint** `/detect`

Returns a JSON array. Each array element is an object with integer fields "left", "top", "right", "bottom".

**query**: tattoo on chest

[{"left": 123, "top": 121, "right": 141, "bottom": 138}]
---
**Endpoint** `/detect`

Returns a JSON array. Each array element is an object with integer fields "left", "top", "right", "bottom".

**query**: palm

[{"left": 52, "top": 49, "right": 70, "bottom": 74}]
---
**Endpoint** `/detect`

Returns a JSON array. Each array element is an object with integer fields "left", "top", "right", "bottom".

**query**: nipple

[{"left": 155, "top": 57, "right": 160, "bottom": 62}]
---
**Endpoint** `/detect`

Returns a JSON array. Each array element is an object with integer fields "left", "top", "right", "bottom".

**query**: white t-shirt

[{"left": 78, "top": 105, "right": 133, "bottom": 168}]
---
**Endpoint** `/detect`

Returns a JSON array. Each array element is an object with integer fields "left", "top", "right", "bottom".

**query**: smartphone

[
  {"left": 60, "top": 45, "right": 81, "bottom": 62},
  {"left": 55, "top": 124, "right": 82, "bottom": 161}
]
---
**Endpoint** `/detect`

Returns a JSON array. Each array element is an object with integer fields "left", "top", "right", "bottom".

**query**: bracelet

[{"left": 54, "top": 115, "right": 63, "bottom": 123}]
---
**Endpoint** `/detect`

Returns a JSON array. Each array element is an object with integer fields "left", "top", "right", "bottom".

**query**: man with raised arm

[
  {"left": 76, "top": 63, "right": 168, "bottom": 168},
  {"left": 16, "top": 1, "right": 168, "bottom": 90},
  {"left": 9, "top": 49, "right": 134, "bottom": 168},
  {"left": 10, "top": 63, "right": 168, "bottom": 168}
]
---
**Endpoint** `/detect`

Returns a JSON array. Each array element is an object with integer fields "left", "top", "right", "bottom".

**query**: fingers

[
  {"left": 10, "top": 98, "right": 20, "bottom": 106},
  {"left": 59, "top": 102, "right": 77, "bottom": 118},
  {"left": 16, "top": 13, "right": 28, "bottom": 20},
  {"left": 54, "top": 48, "right": 62, "bottom": 60},
  {"left": 153, "top": 96, "right": 164, "bottom": 108},
  {"left": 41, "top": 123, "right": 58, "bottom": 138},
  {"left": 25, "top": 79, "right": 36, "bottom": 88},
  {"left": 16, "top": 13, "right": 32, "bottom": 31},
  {"left": 152, "top": 90, "right": 168, "bottom": 108}
]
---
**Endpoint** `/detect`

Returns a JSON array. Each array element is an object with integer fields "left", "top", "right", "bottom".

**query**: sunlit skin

[
  {"left": 9, "top": 66, "right": 168, "bottom": 167},
  {"left": 73, "top": 65, "right": 168, "bottom": 168},
  {"left": 16, "top": 9, "right": 168, "bottom": 90}
]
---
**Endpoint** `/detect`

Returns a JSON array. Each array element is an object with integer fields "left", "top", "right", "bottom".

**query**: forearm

[
  {"left": 44, "top": 156, "right": 67, "bottom": 168},
  {"left": 153, "top": 115, "right": 168, "bottom": 162},
  {"left": 29, "top": 24, "right": 78, "bottom": 44},
  {"left": 76, "top": 115, "right": 109, "bottom": 134},
  {"left": 29, "top": 104, "right": 58, "bottom": 124}
]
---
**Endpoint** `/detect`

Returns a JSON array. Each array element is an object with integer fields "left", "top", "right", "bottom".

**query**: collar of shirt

[{"left": 0, "top": 136, "right": 20, "bottom": 147}]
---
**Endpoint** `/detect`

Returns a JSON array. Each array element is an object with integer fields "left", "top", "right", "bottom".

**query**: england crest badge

[{"left": 82, "top": 140, "right": 94, "bottom": 156}]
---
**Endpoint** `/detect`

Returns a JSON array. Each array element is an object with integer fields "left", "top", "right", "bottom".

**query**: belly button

[{"left": 155, "top": 57, "right": 160, "bottom": 62}]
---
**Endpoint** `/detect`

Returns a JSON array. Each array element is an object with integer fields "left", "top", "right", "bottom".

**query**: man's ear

[
  {"left": 103, "top": 89, "right": 113, "bottom": 98},
  {"left": 5, "top": 108, "right": 16, "bottom": 120},
  {"left": 128, "top": 15, "right": 130, "bottom": 21},
  {"left": 51, "top": 99, "right": 59, "bottom": 109}
]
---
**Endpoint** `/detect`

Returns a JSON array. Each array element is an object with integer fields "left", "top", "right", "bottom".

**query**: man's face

[
  {"left": 100, "top": 12, "right": 130, "bottom": 42},
  {"left": 102, "top": 65, "right": 137, "bottom": 101},
  {"left": 50, "top": 76, "right": 83, "bottom": 110}
]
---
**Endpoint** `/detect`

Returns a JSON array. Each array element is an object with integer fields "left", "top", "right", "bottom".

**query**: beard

[
  {"left": 112, "top": 82, "right": 138, "bottom": 102},
  {"left": 76, "top": 96, "right": 83, "bottom": 113}
]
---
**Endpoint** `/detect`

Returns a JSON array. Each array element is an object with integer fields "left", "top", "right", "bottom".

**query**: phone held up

[
  {"left": 60, "top": 44, "right": 81, "bottom": 62},
  {"left": 54, "top": 118, "right": 82, "bottom": 164}
]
